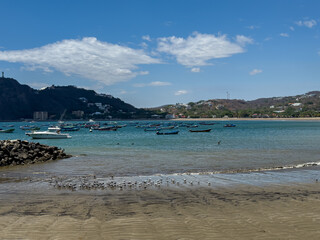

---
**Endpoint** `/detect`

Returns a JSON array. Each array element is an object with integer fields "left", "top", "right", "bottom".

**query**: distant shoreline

[
  {"left": 1, "top": 117, "right": 320, "bottom": 122},
  {"left": 172, "top": 117, "right": 320, "bottom": 121}
]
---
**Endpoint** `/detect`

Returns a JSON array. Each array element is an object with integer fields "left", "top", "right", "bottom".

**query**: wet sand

[{"left": 1, "top": 183, "right": 320, "bottom": 239}]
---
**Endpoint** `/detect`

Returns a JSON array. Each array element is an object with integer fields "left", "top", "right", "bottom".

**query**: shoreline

[
  {"left": 1, "top": 117, "right": 320, "bottom": 122},
  {"left": 172, "top": 117, "right": 320, "bottom": 121}
]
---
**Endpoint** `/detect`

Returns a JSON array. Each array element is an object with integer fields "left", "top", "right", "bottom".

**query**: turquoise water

[{"left": 1, "top": 120, "right": 320, "bottom": 178}]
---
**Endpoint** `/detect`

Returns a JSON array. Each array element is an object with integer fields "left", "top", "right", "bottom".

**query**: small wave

[{"left": 158, "top": 161, "right": 320, "bottom": 177}]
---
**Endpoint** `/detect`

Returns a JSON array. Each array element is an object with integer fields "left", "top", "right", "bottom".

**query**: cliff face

[{"left": 0, "top": 77, "right": 144, "bottom": 120}]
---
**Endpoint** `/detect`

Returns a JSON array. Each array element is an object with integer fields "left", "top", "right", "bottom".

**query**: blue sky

[{"left": 0, "top": 0, "right": 319, "bottom": 107}]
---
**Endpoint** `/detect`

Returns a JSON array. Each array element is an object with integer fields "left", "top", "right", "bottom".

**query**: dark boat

[
  {"left": 60, "top": 126, "right": 80, "bottom": 131},
  {"left": 224, "top": 124, "right": 236, "bottom": 127},
  {"left": 0, "top": 128, "right": 15, "bottom": 133},
  {"left": 156, "top": 130, "right": 179, "bottom": 135},
  {"left": 189, "top": 129, "right": 211, "bottom": 132},
  {"left": 96, "top": 127, "right": 117, "bottom": 131}
]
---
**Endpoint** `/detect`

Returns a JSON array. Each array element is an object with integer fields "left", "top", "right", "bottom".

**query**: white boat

[{"left": 26, "top": 127, "right": 71, "bottom": 139}]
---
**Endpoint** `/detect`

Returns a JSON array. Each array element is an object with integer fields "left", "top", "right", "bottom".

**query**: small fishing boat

[
  {"left": 20, "top": 125, "right": 40, "bottom": 131},
  {"left": 96, "top": 127, "right": 117, "bottom": 131},
  {"left": 189, "top": 129, "right": 211, "bottom": 132},
  {"left": 156, "top": 130, "right": 179, "bottom": 135},
  {"left": 60, "top": 125, "right": 80, "bottom": 131},
  {"left": 159, "top": 126, "right": 175, "bottom": 130},
  {"left": 0, "top": 128, "right": 15, "bottom": 133},
  {"left": 224, "top": 124, "right": 236, "bottom": 127},
  {"left": 186, "top": 125, "right": 198, "bottom": 128}
]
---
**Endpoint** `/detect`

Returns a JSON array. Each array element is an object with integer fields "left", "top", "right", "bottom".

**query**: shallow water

[{"left": 1, "top": 120, "right": 320, "bottom": 180}]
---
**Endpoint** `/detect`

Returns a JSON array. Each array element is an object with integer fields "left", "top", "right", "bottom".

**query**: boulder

[{"left": 0, "top": 140, "right": 71, "bottom": 167}]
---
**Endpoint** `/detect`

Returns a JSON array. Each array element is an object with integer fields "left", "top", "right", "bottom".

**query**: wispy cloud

[
  {"left": 0, "top": 37, "right": 160, "bottom": 85},
  {"left": 149, "top": 81, "right": 171, "bottom": 86},
  {"left": 246, "top": 25, "right": 259, "bottom": 30},
  {"left": 142, "top": 35, "right": 151, "bottom": 41},
  {"left": 295, "top": 19, "right": 317, "bottom": 28},
  {"left": 249, "top": 69, "right": 262, "bottom": 75},
  {"left": 29, "top": 82, "right": 50, "bottom": 89},
  {"left": 174, "top": 90, "right": 188, "bottom": 96},
  {"left": 280, "top": 33, "right": 289, "bottom": 37},
  {"left": 133, "top": 81, "right": 171, "bottom": 87},
  {"left": 191, "top": 67, "right": 200, "bottom": 73},
  {"left": 157, "top": 32, "right": 253, "bottom": 67}
]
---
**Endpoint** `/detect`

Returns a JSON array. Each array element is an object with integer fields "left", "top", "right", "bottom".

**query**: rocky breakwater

[{"left": 0, "top": 140, "right": 71, "bottom": 167}]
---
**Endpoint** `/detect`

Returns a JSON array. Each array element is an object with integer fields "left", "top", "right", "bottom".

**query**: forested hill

[
  {"left": 153, "top": 91, "right": 320, "bottom": 118},
  {"left": 0, "top": 77, "right": 151, "bottom": 120}
]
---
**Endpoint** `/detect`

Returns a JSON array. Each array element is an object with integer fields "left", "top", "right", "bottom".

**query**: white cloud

[
  {"left": 133, "top": 81, "right": 171, "bottom": 87},
  {"left": 119, "top": 90, "right": 127, "bottom": 94},
  {"left": 174, "top": 90, "right": 188, "bottom": 96},
  {"left": 140, "top": 42, "right": 148, "bottom": 48},
  {"left": 249, "top": 69, "right": 262, "bottom": 75},
  {"left": 236, "top": 35, "right": 254, "bottom": 46},
  {"left": 139, "top": 71, "right": 149, "bottom": 75},
  {"left": 191, "top": 67, "right": 200, "bottom": 73},
  {"left": 280, "top": 33, "right": 289, "bottom": 37},
  {"left": 142, "top": 35, "right": 151, "bottom": 41},
  {"left": 157, "top": 32, "right": 253, "bottom": 67},
  {"left": 149, "top": 81, "right": 171, "bottom": 86},
  {"left": 289, "top": 26, "right": 295, "bottom": 31},
  {"left": 0, "top": 37, "right": 160, "bottom": 85},
  {"left": 295, "top": 19, "right": 317, "bottom": 28},
  {"left": 29, "top": 82, "right": 50, "bottom": 89},
  {"left": 246, "top": 25, "right": 259, "bottom": 30}
]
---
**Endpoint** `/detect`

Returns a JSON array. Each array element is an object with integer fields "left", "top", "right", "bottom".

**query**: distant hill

[
  {"left": 0, "top": 77, "right": 152, "bottom": 120},
  {"left": 153, "top": 91, "right": 320, "bottom": 118}
]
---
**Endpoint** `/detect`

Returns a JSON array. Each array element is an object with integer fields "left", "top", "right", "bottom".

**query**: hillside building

[
  {"left": 72, "top": 110, "right": 84, "bottom": 118},
  {"left": 33, "top": 111, "right": 48, "bottom": 121}
]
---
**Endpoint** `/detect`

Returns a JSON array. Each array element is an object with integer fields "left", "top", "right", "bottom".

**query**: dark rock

[{"left": 0, "top": 140, "right": 71, "bottom": 167}]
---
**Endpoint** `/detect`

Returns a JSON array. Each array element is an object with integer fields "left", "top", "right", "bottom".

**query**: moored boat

[
  {"left": 26, "top": 127, "right": 71, "bottom": 139},
  {"left": 156, "top": 130, "right": 179, "bottom": 135},
  {"left": 60, "top": 125, "right": 80, "bottom": 131},
  {"left": 0, "top": 128, "right": 15, "bottom": 133},
  {"left": 20, "top": 125, "right": 40, "bottom": 131},
  {"left": 189, "top": 129, "right": 211, "bottom": 132},
  {"left": 96, "top": 126, "right": 117, "bottom": 131},
  {"left": 224, "top": 124, "right": 236, "bottom": 127}
]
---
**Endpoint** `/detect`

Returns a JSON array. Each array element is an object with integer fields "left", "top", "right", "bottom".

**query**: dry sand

[{"left": 1, "top": 183, "right": 320, "bottom": 239}]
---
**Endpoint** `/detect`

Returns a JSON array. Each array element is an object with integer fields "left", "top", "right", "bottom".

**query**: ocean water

[{"left": 1, "top": 120, "right": 320, "bottom": 189}]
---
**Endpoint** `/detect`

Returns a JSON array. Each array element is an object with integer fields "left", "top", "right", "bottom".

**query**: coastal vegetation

[
  {"left": 1, "top": 77, "right": 319, "bottom": 120},
  {"left": 152, "top": 91, "right": 320, "bottom": 119},
  {"left": 0, "top": 77, "right": 153, "bottom": 120}
]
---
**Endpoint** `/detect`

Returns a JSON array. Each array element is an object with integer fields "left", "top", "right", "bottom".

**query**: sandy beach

[{"left": 1, "top": 183, "right": 320, "bottom": 240}]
